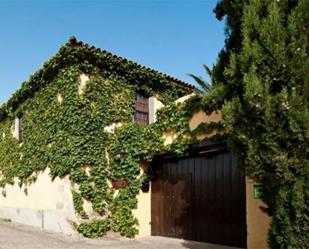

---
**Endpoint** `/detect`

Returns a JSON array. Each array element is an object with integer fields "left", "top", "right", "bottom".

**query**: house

[{"left": 0, "top": 38, "right": 269, "bottom": 249}]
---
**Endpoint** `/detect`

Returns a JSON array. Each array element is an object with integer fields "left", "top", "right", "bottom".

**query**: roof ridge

[
  {"left": 0, "top": 37, "right": 196, "bottom": 121},
  {"left": 67, "top": 36, "right": 195, "bottom": 90}
]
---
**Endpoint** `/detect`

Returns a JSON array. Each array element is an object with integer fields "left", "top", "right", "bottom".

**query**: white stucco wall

[
  {"left": 0, "top": 168, "right": 76, "bottom": 234},
  {"left": 148, "top": 97, "right": 164, "bottom": 124}
]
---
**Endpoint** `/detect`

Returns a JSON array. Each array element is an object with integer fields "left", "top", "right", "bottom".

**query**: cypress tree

[{"left": 212, "top": 0, "right": 309, "bottom": 248}]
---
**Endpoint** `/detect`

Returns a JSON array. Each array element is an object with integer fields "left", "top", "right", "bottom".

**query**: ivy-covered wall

[
  {"left": 0, "top": 37, "right": 230, "bottom": 239},
  {"left": 0, "top": 37, "right": 196, "bottom": 238}
]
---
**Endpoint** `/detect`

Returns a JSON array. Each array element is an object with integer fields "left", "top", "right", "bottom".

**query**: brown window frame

[{"left": 133, "top": 92, "right": 149, "bottom": 125}]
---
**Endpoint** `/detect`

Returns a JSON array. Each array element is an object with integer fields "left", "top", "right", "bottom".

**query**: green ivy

[
  {"left": 76, "top": 219, "right": 110, "bottom": 238},
  {"left": 154, "top": 95, "right": 226, "bottom": 155},
  {"left": 71, "top": 190, "right": 88, "bottom": 219},
  {"left": 0, "top": 38, "right": 221, "bottom": 238},
  {"left": 191, "top": 121, "right": 224, "bottom": 137}
]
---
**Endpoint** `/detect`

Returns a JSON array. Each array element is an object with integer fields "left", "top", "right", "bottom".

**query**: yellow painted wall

[
  {"left": 175, "top": 93, "right": 196, "bottom": 104},
  {"left": 188, "top": 106, "right": 270, "bottom": 249},
  {"left": 133, "top": 187, "right": 152, "bottom": 237},
  {"left": 246, "top": 178, "right": 271, "bottom": 249},
  {"left": 189, "top": 110, "right": 221, "bottom": 131},
  {"left": 0, "top": 168, "right": 74, "bottom": 212},
  {"left": 0, "top": 168, "right": 76, "bottom": 234},
  {"left": 0, "top": 94, "right": 271, "bottom": 245},
  {"left": 133, "top": 162, "right": 152, "bottom": 237},
  {"left": 141, "top": 94, "right": 271, "bottom": 248},
  {"left": 189, "top": 110, "right": 222, "bottom": 140},
  {"left": 187, "top": 106, "right": 270, "bottom": 249}
]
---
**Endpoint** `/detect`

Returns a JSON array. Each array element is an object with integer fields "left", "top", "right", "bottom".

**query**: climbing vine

[
  {"left": 0, "top": 37, "right": 221, "bottom": 238},
  {"left": 154, "top": 96, "right": 225, "bottom": 154}
]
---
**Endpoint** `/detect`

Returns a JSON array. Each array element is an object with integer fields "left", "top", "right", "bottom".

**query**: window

[{"left": 133, "top": 92, "right": 149, "bottom": 125}]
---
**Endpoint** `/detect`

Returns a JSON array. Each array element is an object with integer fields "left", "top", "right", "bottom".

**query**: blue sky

[{"left": 0, "top": 0, "right": 225, "bottom": 104}]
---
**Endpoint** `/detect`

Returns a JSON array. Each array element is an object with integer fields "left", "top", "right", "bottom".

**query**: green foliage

[
  {"left": 110, "top": 187, "right": 139, "bottom": 238},
  {"left": 214, "top": 1, "right": 309, "bottom": 248},
  {"left": 71, "top": 190, "right": 88, "bottom": 219},
  {"left": 76, "top": 219, "right": 110, "bottom": 238},
  {"left": 107, "top": 123, "right": 163, "bottom": 237},
  {"left": 191, "top": 121, "right": 224, "bottom": 137},
  {"left": 188, "top": 64, "right": 213, "bottom": 93},
  {"left": 109, "top": 123, "right": 163, "bottom": 180},
  {"left": 0, "top": 37, "right": 193, "bottom": 122},
  {"left": 154, "top": 98, "right": 198, "bottom": 155},
  {"left": 154, "top": 95, "right": 225, "bottom": 154},
  {"left": 0, "top": 218, "right": 12, "bottom": 223},
  {"left": 0, "top": 36, "right": 224, "bottom": 240},
  {"left": 0, "top": 38, "right": 197, "bottom": 239}
]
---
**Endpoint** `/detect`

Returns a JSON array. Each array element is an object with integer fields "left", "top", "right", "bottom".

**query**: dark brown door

[
  {"left": 151, "top": 150, "right": 246, "bottom": 248},
  {"left": 151, "top": 161, "right": 192, "bottom": 239}
]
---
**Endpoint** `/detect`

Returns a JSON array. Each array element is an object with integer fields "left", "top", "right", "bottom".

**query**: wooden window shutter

[{"left": 133, "top": 92, "right": 149, "bottom": 125}]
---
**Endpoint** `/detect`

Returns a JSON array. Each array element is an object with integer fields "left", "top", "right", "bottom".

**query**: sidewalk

[{"left": 0, "top": 221, "right": 243, "bottom": 249}]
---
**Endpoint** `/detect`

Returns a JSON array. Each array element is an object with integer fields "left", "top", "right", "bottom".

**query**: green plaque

[{"left": 253, "top": 185, "right": 263, "bottom": 199}]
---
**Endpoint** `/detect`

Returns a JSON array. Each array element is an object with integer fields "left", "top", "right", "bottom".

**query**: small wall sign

[
  {"left": 112, "top": 179, "right": 128, "bottom": 189},
  {"left": 253, "top": 185, "right": 263, "bottom": 199}
]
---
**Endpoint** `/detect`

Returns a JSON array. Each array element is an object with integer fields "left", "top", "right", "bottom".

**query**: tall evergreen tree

[{"left": 211, "top": 0, "right": 309, "bottom": 248}]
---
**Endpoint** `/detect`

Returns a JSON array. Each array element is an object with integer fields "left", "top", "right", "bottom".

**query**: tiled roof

[
  {"left": 0, "top": 37, "right": 197, "bottom": 121},
  {"left": 69, "top": 37, "right": 195, "bottom": 90}
]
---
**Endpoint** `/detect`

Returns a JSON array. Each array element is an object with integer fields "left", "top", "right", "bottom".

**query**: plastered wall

[
  {"left": 143, "top": 94, "right": 270, "bottom": 247},
  {"left": 149, "top": 97, "right": 164, "bottom": 124},
  {"left": 133, "top": 187, "right": 152, "bottom": 237},
  {"left": 0, "top": 168, "right": 73, "bottom": 211},
  {"left": 0, "top": 94, "right": 271, "bottom": 246},
  {"left": 0, "top": 168, "right": 76, "bottom": 234},
  {"left": 188, "top": 105, "right": 270, "bottom": 249},
  {"left": 246, "top": 178, "right": 271, "bottom": 249},
  {"left": 133, "top": 163, "right": 152, "bottom": 237}
]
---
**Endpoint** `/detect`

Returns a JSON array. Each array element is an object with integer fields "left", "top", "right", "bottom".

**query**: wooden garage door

[{"left": 151, "top": 150, "right": 246, "bottom": 248}]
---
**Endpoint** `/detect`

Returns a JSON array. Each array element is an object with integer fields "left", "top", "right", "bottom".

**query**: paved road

[{"left": 0, "top": 221, "right": 242, "bottom": 249}]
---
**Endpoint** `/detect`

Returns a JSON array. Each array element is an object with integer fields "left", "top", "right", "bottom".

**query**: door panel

[
  {"left": 170, "top": 173, "right": 192, "bottom": 238},
  {"left": 151, "top": 150, "right": 246, "bottom": 248}
]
